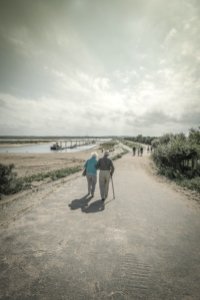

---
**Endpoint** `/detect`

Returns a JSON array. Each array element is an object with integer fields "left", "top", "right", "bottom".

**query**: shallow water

[{"left": 0, "top": 143, "right": 96, "bottom": 154}]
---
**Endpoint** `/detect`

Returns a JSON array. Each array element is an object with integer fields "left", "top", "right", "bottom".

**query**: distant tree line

[{"left": 124, "top": 135, "right": 156, "bottom": 145}]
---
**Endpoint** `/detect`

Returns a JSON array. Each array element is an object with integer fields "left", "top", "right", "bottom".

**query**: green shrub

[
  {"left": 0, "top": 164, "right": 31, "bottom": 195},
  {"left": 152, "top": 136, "right": 199, "bottom": 176},
  {"left": 152, "top": 128, "right": 200, "bottom": 193},
  {"left": 100, "top": 141, "right": 117, "bottom": 151},
  {"left": 0, "top": 163, "right": 16, "bottom": 194}
]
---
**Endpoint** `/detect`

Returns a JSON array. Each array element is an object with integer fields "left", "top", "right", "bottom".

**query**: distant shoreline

[
  {"left": 0, "top": 142, "right": 50, "bottom": 148},
  {"left": 0, "top": 137, "right": 107, "bottom": 145}
]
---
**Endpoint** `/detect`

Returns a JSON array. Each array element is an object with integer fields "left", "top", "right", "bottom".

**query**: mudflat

[{"left": 0, "top": 146, "right": 100, "bottom": 178}]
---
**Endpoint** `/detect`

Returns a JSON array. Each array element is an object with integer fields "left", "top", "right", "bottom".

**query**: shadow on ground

[
  {"left": 68, "top": 194, "right": 92, "bottom": 210},
  {"left": 68, "top": 195, "right": 105, "bottom": 213},
  {"left": 82, "top": 199, "right": 105, "bottom": 213}
]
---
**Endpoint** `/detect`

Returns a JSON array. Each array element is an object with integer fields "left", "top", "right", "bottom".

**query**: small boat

[{"left": 50, "top": 143, "right": 63, "bottom": 150}]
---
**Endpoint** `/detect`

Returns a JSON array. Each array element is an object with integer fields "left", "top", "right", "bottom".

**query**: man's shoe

[{"left": 102, "top": 198, "right": 105, "bottom": 202}]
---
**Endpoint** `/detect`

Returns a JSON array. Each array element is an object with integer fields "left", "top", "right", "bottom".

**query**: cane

[{"left": 111, "top": 175, "right": 115, "bottom": 199}]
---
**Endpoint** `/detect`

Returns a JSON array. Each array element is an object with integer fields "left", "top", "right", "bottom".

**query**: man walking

[{"left": 96, "top": 150, "right": 115, "bottom": 202}]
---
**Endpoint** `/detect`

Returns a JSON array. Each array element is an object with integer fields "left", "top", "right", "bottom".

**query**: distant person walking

[
  {"left": 132, "top": 146, "right": 136, "bottom": 156},
  {"left": 140, "top": 146, "right": 143, "bottom": 156},
  {"left": 96, "top": 151, "right": 115, "bottom": 202},
  {"left": 84, "top": 152, "right": 98, "bottom": 197}
]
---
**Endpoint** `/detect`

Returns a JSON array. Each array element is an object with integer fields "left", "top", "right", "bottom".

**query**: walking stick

[{"left": 111, "top": 175, "right": 115, "bottom": 199}]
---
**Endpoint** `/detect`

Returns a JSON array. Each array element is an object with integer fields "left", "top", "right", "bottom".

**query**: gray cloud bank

[{"left": 0, "top": 0, "right": 199, "bottom": 136}]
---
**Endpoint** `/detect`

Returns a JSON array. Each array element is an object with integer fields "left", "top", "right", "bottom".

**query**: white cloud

[
  {"left": 164, "top": 28, "right": 177, "bottom": 46},
  {"left": 0, "top": 0, "right": 200, "bottom": 136}
]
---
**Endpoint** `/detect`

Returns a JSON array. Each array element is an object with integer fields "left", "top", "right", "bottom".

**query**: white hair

[{"left": 91, "top": 152, "right": 98, "bottom": 158}]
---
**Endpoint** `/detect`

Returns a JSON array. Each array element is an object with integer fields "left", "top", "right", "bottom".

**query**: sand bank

[{"left": 0, "top": 146, "right": 102, "bottom": 178}]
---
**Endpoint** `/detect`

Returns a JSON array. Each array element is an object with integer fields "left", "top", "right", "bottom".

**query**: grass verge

[
  {"left": 0, "top": 165, "right": 82, "bottom": 197},
  {"left": 152, "top": 160, "right": 200, "bottom": 194},
  {"left": 24, "top": 165, "right": 82, "bottom": 183},
  {"left": 176, "top": 177, "right": 200, "bottom": 193}
]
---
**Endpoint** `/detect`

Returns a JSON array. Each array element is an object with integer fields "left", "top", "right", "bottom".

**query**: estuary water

[{"left": 0, "top": 143, "right": 96, "bottom": 154}]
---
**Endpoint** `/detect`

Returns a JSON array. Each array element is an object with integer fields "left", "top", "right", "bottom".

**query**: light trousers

[
  {"left": 99, "top": 170, "right": 110, "bottom": 199},
  {"left": 86, "top": 174, "right": 97, "bottom": 195}
]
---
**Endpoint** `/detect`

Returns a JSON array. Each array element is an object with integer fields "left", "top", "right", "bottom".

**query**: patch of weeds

[
  {"left": 177, "top": 177, "right": 200, "bottom": 193},
  {"left": 152, "top": 161, "right": 200, "bottom": 194},
  {"left": 24, "top": 165, "right": 82, "bottom": 183},
  {"left": 49, "top": 166, "right": 82, "bottom": 181}
]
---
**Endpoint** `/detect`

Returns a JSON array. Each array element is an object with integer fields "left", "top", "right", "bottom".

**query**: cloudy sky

[{"left": 0, "top": 0, "right": 199, "bottom": 136}]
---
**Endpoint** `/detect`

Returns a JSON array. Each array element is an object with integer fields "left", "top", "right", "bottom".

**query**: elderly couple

[{"left": 84, "top": 151, "right": 115, "bottom": 202}]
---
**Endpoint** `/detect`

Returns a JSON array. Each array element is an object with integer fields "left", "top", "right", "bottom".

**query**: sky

[{"left": 0, "top": 0, "right": 199, "bottom": 136}]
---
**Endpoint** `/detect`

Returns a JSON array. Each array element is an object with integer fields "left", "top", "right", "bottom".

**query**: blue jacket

[{"left": 84, "top": 157, "right": 97, "bottom": 175}]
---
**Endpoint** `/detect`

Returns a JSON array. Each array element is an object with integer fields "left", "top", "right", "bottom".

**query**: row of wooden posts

[{"left": 51, "top": 139, "right": 96, "bottom": 150}]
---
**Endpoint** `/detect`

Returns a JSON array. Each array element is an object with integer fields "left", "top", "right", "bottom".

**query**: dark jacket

[{"left": 96, "top": 156, "right": 114, "bottom": 175}]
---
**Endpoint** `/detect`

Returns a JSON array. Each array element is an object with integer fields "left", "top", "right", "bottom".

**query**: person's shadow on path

[
  {"left": 68, "top": 195, "right": 105, "bottom": 213},
  {"left": 68, "top": 194, "right": 92, "bottom": 211},
  {"left": 82, "top": 199, "right": 105, "bottom": 213}
]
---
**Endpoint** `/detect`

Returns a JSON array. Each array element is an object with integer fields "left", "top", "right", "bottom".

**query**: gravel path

[{"left": 0, "top": 152, "right": 200, "bottom": 299}]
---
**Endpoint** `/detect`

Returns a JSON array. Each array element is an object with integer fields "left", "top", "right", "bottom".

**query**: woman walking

[{"left": 84, "top": 152, "right": 98, "bottom": 197}]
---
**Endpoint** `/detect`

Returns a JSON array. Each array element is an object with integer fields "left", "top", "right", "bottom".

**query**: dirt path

[{"left": 0, "top": 152, "right": 200, "bottom": 299}]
